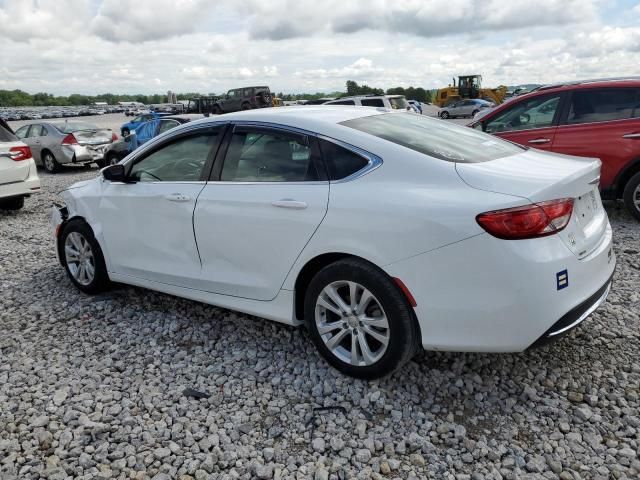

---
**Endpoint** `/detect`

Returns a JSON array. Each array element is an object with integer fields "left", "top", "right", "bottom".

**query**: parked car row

[{"left": 0, "top": 106, "right": 125, "bottom": 121}]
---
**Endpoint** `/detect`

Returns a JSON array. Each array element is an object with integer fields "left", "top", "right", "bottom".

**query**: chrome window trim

[{"left": 317, "top": 135, "right": 383, "bottom": 184}]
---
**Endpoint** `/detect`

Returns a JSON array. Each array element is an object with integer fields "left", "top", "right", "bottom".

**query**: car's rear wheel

[
  {"left": 213, "top": 105, "right": 222, "bottom": 114},
  {"left": 42, "top": 150, "right": 59, "bottom": 173},
  {"left": 0, "top": 196, "right": 25, "bottom": 210},
  {"left": 304, "top": 258, "right": 419, "bottom": 379},
  {"left": 623, "top": 171, "right": 640, "bottom": 221},
  {"left": 241, "top": 102, "right": 252, "bottom": 110},
  {"left": 60, "top": 220, "right": 111, "bottom": 294},
  {"left": 440, "top": 111, "right": 450, "bottom": 119}
]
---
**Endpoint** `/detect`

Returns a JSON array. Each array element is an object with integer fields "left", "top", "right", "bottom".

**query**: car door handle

[
  {"left": 528, "top": 138, "right": 550, "bottom": 144},
  {"left": 165, "top": 193, "right": 191, "bottom": 202},
  {"left": 622, "top": 133, "right": 640, "bottom": 139},
  {"left": 271, "top": 199, "right": 308, "bottom": 210}
]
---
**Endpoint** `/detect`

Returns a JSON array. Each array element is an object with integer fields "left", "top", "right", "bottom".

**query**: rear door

[
  {"left": 193, "top": 124, "right": 329, "bottom": 300},
  {"left": 27, "top": 125, "right": 47, "bottom": 159},
  {"left": 483, "top": 93, "right": 564, "bottom": 151},
  {"left": 551, "top": 87, "right": 640, "bottom": 190}
]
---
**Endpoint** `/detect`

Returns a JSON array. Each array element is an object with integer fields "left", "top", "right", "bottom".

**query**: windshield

[
  {"left": 341, "top": 113, "right": 524, "bottom": 163},
  {"left": 388, "top": 96, "right": 408, "bottom": 109},
  {"left": 53, "top": 122, "right": 100, "bottom": 133}
]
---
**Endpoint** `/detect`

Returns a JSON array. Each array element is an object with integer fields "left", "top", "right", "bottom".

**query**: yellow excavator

[{"left": 434, "top": 75, "right": 508, "bottom": 107}]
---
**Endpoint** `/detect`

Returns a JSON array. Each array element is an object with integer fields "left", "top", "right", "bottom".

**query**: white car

[
  {"left": 324, "top": 95, "right": 414, "bottom": 112},
  {"left": 0, "top": 119, "right": 41, "bottom": 210},
  {"left": 51, "top": 107, "right": 615, "bottom": 379}
]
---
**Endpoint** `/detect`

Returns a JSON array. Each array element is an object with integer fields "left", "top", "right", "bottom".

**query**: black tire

[
  {"left": 121, "top": 128, "right": 130, "bottom": 137},
  {"left": 213, "top": 105, "right": 223, "bottom": 115},
  {"left": 105, "top": 152, "right": 121, "bottom": 166},
  {"left": 241, "top": 102, "right": 252, "bottom": 110},
  {"left": 0, "top": 196, "right": 25, "bottom": 210},
  {"left": 59, "top": 220, "right": 111, "bottom": 294},
  {"left": 623, "top": 171, "right": 640, "bottom": 221},
  {"left": 440, "top": 111, "right": 450, "bottom": 119},
  {"left": 471, "top": 109, "right": 479, "bottom": 117},
  {"left": 259, "top": 91, "right": 272, "bottom": 106},
  {"left": 304, "top": 258, "right": 419, "bottom": 379},
  {"left": 41, "top": 150, "right": 60, "bottom": 173}
]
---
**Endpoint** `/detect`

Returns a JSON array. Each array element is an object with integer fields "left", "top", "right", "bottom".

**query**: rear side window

[
  {"left": 328, "top": 100, "right": 355, "bottom": 105},
  {"left": 389, "top": 97, "right": 408, "bottom": 109},
  {"left": 566, "top": 88, "right": 640, "bottom": 124},
  {"left": 319, "top": 139, "right": 369, "bottom": 180},
  {"left": 361, "top": 98, "right": 384, "bottom": 107},
  {"left": 341, "top": 113, "right": 523, "bottom": 163},
  {"left": 484, "top": 95, "right": 561, "bottom": 133}
]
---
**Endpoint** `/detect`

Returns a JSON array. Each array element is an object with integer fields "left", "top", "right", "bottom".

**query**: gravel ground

[{"left": 1, "top": 169, "right": 638, "bottom": 480}]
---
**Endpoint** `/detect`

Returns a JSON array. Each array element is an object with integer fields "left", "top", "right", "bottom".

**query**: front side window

[
  {"left": 129, "top": 132, "right": 218, "bottom": 182},
  {"left": 319, "top": 139, "right": 369, "bottom": 180},
  {"left": 566, "top": 88, "right": 639, "bottom": 125},
  {"left": 220, "top": 129, "right": 318, "bottom": 182},
  {"left": 361, "top": 98, "right": 384, "bottom": 107},
  {"left": 484, "top": 95, "right": 561, "bottom": 133},
  {"left": 342, "top": 113, "right": 523, "bottom": 163},
  {"left": 132, "top": 116, "right": 143, "bottom": 123},
  {"left": 227, "top": 90, "right": 237, "bottom": 98}
]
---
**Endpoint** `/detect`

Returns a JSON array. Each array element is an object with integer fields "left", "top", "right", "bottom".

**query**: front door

[
  {"left": 483, "top": 93, "right": 563, "bottom": 151},
  {"left": 194, "top": 125, "right": 329, "bottom": 300},
  {"left": 98, "top": 127, "right": 223, "bottom": 287}
]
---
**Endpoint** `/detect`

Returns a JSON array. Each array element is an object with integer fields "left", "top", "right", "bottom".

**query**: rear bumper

[
  {"left": 527, "top": 272, "right": 613, "bottom": 349},
  {"left": 384, "top": 222, "right": 616, "bottom": 352},
  {"left": 59, "top": 145, "right": 107, "bottom": 164},
  {"left": 0, "top": 160, "right": 41, "bottom": 199}
]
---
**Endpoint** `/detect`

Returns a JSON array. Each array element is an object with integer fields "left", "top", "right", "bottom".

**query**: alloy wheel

[
  {"left": 64, "top": 232, "right": 95, "bottom": 286},
  {"left": 44, "top": 154, "right": 55, "bottom": 172},
  {"left": 315, "top": 280, "right": 390, "bottom": 366}
]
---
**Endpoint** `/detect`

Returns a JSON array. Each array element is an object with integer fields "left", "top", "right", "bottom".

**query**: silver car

[
  {"left": 14, "top": 121, "right": 116, "bottom": 173},
  {"left": 438, "top": 99, "right": 494, "bottom": 119}
]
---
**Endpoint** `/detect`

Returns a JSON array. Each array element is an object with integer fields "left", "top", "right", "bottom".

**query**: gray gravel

[{"left": 1, "top": 168, "right": 639, "bottom": 480}]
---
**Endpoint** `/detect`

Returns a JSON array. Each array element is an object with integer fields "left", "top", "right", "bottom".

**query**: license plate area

[{"left": 573, "top": 188, "right": 599, "bottom": 229}]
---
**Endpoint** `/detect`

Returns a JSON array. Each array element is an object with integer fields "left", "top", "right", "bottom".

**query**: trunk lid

[
  {"left": 456, "top": 149, "right": 607, "bottom": 259},
  {"left": 73, "top": 129, "right": 112, "bottom": 146}
]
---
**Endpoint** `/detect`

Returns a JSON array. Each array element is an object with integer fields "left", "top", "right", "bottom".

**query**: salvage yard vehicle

[
  {"left": 121, "top": 112, "right": 169, "bottom": 137},
  {"left": 52, "top": 107, "right": 615, "bottom": 379},
  {"left": 14, "top": 121, "right": 117, "bottom": 173},
  {"left": 469, "top": 78, "right": 640, "bottom": 219},
  {"left": 323, "top": 94, "right": 412, "bottom": 111},
  {"left": 0, "top": 119, "right": 40, "bottom": 210},
  {"left": 212, "top": 86, "right": 273, "bottom": 114},
  {"left": 438, "top": 99, "right": 493, "bottom": 119}
]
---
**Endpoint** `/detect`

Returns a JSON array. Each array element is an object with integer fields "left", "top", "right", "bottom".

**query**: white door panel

[
  {"left": 194, "top": 183, "right": 329, "bottom": 300},
  {"left": 99, "top": 182, "right": 205, "bottom": 286}
]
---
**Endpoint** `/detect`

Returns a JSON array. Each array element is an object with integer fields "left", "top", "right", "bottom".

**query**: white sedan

[
  {"left": 51, "top": 107, "right": 615, "bottom": 379},
  {"left": 1, "top": 119, "right": 40, "bottom": 210}
]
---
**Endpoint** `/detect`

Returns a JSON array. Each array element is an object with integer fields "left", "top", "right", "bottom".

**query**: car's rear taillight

[
  {"left": 8, "top": 146, "right": 32, "bottom": 161},
  {"left": 111, "top": 132, "right": 118, "bottom": 142},
  {"left": 61, "top": 133, "right": 78, "bottom": 145},
  {"left": 476, "top": 198, "right": 574, "bottom": 240}
]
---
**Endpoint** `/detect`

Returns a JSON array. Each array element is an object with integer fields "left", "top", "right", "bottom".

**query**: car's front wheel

[
  {"left": 623, "top": 171, "right": 640, "bottom": 221},
  {"left": 60, "top": 220, "right": 111, "bottom": 294},
  {"left": 304, "top": 258, "right": 419, "bottom": 379},
  {"left": 440, "top": 111, "right": 450, "bottom": 119}
]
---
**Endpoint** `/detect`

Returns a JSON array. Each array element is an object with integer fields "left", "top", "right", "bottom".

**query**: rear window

[
  {"left": 341, "top": 113, "right": 524, "bottom": 163},
  {"left": 361, "top": 98, "right": 385, "bottom": 107},
  {"left": 53, "top": 122, "right": 99, "bottom": 133},
  {"left": 567, "top": 88, "right": 640, "bottom": 124},
  {"left": 0, "top": 121, "right": 17, "bottom": 142}
]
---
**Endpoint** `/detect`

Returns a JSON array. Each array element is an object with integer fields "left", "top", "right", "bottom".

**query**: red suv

[{"left": 469, "top": 78, "right": 640, "bottom": 219}]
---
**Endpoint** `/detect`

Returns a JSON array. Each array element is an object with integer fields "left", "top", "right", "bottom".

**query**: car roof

[{"left": 186, "top": 106, "right": 387, "bottom": 132}]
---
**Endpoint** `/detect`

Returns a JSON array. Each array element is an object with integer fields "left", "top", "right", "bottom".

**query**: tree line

[{"left": 0, "top": 80, "right": 434, "bottom": 107}]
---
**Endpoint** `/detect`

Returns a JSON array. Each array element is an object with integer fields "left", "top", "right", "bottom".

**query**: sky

[{"left": 0, "top": 0, "right": 638, "bottom": 95}]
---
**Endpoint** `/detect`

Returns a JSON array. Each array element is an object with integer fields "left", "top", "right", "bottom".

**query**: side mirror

[{"left": 102, "top": 164, "right": 126, "bottom": 182}]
